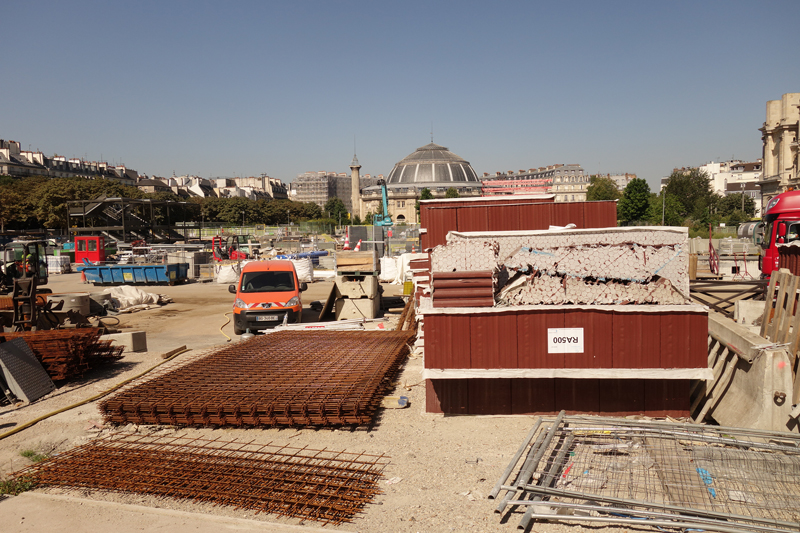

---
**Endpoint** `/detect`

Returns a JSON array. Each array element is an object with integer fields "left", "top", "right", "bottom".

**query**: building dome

[{"left": 386, "top": 143, "right": 480, "bottom": 185}]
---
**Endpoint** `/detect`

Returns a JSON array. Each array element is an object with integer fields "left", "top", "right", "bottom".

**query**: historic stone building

[
  {"left": 759, "top": 92, "right": 800, "bottom": 209},
  {"left": 358, "top": 143, "right": 482, "bottom": 223}
]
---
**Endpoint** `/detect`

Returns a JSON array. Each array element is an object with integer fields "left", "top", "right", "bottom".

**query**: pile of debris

[
  {"left": 0, "top": 328, "right": 124, "bottom": 381},
  {"left": 100, "top": 330, "right": 415, "bottom": 427},
  {"left": 12, "top": 432, "right": 388, "bottom": 525},
  {"left": 431, "top": 227, "right": 690, "bottom": 306}
]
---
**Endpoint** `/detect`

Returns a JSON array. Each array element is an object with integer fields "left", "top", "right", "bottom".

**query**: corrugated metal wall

[
  {"left": 426, "top": 379, "right": 691, "bottom": 417},
  {"left": 419, "top": 199, "right": 617, "bottom": 249},
  {"left": 425, "top": 309, "right": 707, "bottom": 370}
]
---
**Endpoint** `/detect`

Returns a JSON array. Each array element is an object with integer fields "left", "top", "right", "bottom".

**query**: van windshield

[{"left": 240, "top": 271, "right": 295, "bottom": 293}]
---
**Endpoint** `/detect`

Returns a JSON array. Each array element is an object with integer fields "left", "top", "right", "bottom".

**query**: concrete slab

[
  {"left": 0, "top": 492, "right": 334, "bottom": 533},
  {"left": 101, "top": 331, "right": 147, "bottom": 352}
]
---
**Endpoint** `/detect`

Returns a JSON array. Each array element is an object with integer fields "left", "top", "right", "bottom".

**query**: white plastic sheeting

[
  {"left": 392, "top": 252, "right": 430, "bottom": 284},
  {"left": 102, "top": 285, "right": 159, "bottom": 311},
  {"left": 379, "top": 257, "right": 398, "bottom": 282},
  {"left": 291, "top": 258, "right": 314, "bottom": 283},
  {"left": 215, "top": 262, "right": 244, "bottom": 284}
]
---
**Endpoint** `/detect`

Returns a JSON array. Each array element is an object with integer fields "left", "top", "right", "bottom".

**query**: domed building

[{"left": 357, "top": 143, "right": 482, "bottom": 223}]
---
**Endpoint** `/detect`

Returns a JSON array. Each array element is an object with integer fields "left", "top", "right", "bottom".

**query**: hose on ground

[
  {"left": 0, "top": 346, "right": 190, "bottom": 442},
  {"left": 220, "top": 312, "right": 232, "bottom": 342}
]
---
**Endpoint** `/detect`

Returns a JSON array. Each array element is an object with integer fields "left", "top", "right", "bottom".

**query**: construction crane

[{"left": 373, "top": 179, "right": 393, "bottom": 227}]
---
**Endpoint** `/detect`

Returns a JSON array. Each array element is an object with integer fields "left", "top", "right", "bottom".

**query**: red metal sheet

[
  {"left": 420, "top": 206, "right": 458, "bottom": 249},
  {"left": 583, "top": 201, "right": 618, "bottom": 228},
  {"left": 432, "top": 271, "right": 493, "bottom": 280},
  {"left": 517, "top": 202, "right": 553, "bottom": 230},
  {"left": 468, "top": 379, "right": 512, "bottom": 415},
  {"left": 470, "top": 313, "right": 518, "bottom": 368},
  {"left": 424, "top": 314, "right": 471, "bottom": 368},
  {"left": 487, "top": 204, "right": 522, "bottom": 231},
  {"left": 598, "top": 379, "right": 646, "bottom": 415},
  {"left": 426, "top": 379, "right": 469, "bottom": 414},
  {"left": 432, "top": 287, "right": 494, "bottom": 298},
  {"left": 554, "top": 378, "right": 600, "bottom": 414},
  {"left": 552, "top": 202, "right": 586, "bottom": 228},
  {"left": 659, "top": 312, "right": 705, "bottom": 368},
  {"left": 645, "top": 380, "right": 690, "bottom": 417},
  {"left": 563, "top": 309, "right": 613, "bottom": 368},
  {"left": 456, "top": 206, "right": 488, "bottom": 233},
  {"left": 511, "top": 379, "right": 556, "bottom": 414},
  {"left": 432, "top": 278, "right": 493, "bottom": 288},
  {"left": 517, "top": 310, "right": 565, "bottom": 368},
  {"left": 612, "top": 312, "right": 663, "bottom": 368},
  {"left": 432, "top": 298, "right": 494, "bottom": 308}
]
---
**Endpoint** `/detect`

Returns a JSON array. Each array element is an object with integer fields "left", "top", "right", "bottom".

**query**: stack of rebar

[
  {"left": 100, "top": 330, "right": 415, "bottom": 427},
  {"left": 12, "top": 432, "right": 388, "bottom": 525},
  {"left": 0, "top": 328, "right": 124, "bottom": 380}
]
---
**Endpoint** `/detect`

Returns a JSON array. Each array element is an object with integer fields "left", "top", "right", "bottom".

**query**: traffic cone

[
  {"left": 343, "top": 234, "right": 351, "bottom": 250},
  {"left": 411, "top": 243, "right": 416, "bottom": 253},
  {"left": 354, "top": 239, "right": 362, "bottom": 251}
]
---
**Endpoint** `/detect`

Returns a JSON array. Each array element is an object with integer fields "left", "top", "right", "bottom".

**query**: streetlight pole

[
  {"left": 662, "top": 192, "right": 665, "bottom": 226},
  {"left": 741, "top": 182, "right": 745, "bottom": 213},
  {"left": 241, "top": 210, "right": 245, "bottom": 228}
]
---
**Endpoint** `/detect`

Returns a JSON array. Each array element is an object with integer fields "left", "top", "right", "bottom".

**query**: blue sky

[{"left": 4, "top": 1, "right": 799, "bottom": 191}]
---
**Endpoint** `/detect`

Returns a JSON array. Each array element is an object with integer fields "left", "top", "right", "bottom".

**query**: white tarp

[
  {"left": 379, "top": 256, "right": 398, "bottom": 282},
  {"left": 102, "top": 285, "right": 159, "bottom": 310},
  {"left": 215, "top": 262, "right": 244, "bottom": 284},
  {"left": 392, "top": 252, "right": 430, "bottom": 284},
  {"left": 292, "top": 258, "right": 314, "bottom": 283}
]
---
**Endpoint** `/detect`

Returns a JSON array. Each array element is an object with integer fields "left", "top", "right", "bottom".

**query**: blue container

[{"left": 77, "top": 263, "right": 189, "bottom": 286}]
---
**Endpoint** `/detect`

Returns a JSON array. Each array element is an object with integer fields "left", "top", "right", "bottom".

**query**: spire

[{"left": 351, "top": 135, "right": 360, "bottom": 168}]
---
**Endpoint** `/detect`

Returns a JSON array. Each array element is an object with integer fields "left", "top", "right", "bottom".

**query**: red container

[{"left": 74, "top": 236, "right": 106, "bottom": 264}]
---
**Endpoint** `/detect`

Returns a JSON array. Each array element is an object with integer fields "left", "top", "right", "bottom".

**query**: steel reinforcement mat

[
  {"left": 100, "top": 330, "right": 415, "bottom": 427},
  {"left": 12, "top": 432, "right": 388, "bottom": 524}
]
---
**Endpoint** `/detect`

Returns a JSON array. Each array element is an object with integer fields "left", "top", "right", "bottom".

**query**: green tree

[
  {"left": 445, "top": 187, "right": 460, "bottom": 198},
  {"left": 415, "top": 187, "right": 434, "bottom": 217},
  {"left": 617, "top": 178, "right": 651, "bottom": 223},
  {"left": 586, "top": 176, "right": 621, "bottom": 201},
  {"left": 647, "top": 193, "right": 685, "bottom": 226},
  {"left": 662, "top": 168, "right": 714, "bottom": 220},
  {"left": 324, "top": 197, "right": 348, "bottom": 222},
  {"left": 717, "top": 192, "right": 756, "bottom": 219}
]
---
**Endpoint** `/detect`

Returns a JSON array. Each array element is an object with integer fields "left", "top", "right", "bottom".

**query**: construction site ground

[{"left": 1, "top": 272, "right": 637, "bottom": 532}]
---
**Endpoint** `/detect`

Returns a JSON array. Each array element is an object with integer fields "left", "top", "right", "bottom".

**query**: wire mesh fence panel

[{"left": 494, "top": 414, "right": 800, "bottom": 532}]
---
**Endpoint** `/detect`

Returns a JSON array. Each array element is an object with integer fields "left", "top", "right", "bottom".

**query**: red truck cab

[{"left": 761, "top": 190, "right": 800, "bottom": 277}]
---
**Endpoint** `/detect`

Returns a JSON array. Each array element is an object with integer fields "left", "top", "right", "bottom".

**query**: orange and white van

[{"left": 229, "top": 260, "right": 307, "bottom": 334}]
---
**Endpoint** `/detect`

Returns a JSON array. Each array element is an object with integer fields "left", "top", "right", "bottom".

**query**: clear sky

[{"left": 4, "top": 1, "right": 799, "bottom": 191}]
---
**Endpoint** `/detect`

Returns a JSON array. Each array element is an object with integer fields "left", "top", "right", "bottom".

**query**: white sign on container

[{"left": 547, "top": 328, "right": 584, "bottom": 353}]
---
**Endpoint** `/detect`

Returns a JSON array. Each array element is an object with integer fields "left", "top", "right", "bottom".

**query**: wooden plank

[
  {"left": 778, "top": 274, "right": 800, "bottom": 344},
  {"left": 644, "top": 437, "right": 714, "bottom": 508},
  {"left": 760, "top": 272, "right": 781, "bottom": 338},
  {"left": 768, "top": 270, "right": 790, "bottom": 342}
]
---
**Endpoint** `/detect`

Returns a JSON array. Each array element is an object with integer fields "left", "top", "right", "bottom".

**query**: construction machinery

[
  {"left": 373, "top": 179, "right": 393, "bottom": 227},
  {"left": 212, "top": 235, "right": 249, "bottom": 262},
  {"left": 1, "top": 240, "right": 51, "bottom": 330}
]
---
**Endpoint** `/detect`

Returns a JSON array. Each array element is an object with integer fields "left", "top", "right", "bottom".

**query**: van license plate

[{"left": 256, "top": 315, "right": 279, "bottom": 322}]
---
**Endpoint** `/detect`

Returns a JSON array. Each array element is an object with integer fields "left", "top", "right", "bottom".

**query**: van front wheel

[{"left": 234, "top": 326, "right": 244, "bottom": 335}]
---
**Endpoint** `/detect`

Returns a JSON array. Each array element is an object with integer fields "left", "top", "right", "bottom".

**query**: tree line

[
  {"left": 0, "top": 175, "right": 342, "bottom": 232},
  {"left": 586, "top": 169, "right": 756, "bottom": 235}
]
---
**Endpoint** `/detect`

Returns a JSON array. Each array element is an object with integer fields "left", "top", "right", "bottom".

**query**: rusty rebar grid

[
  {"left": 13, "top": 432, "right": 388, "bottom": 525},
  {"left": 1, "top": 328, "right": 124, "bottom": 381},
  {"left": 100, "top": 330, "right": 415, "bottom": 427}
]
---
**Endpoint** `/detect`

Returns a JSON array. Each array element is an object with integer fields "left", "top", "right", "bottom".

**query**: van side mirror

[
  {"left": 228, "top": 284, "right": 237, "bottom": 294},
  {"left": 300, "top": 282, "right": 308, "bottom": 291}
]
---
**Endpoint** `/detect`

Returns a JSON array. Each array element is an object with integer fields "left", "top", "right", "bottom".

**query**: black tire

[{"left": 234, "top": 326, "right": 244, "bottom": 335}]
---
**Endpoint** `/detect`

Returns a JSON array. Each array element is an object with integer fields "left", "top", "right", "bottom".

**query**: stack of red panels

[{"left": 432, "top": 271, "right": 494, "bottom": 308}]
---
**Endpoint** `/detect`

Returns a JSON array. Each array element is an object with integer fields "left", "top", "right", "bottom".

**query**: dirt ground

[{"left": 0, "top": 271, "right": 633, "bottom": 533}]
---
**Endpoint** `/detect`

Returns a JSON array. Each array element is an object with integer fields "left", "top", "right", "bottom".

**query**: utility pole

[{"left": 662, "top": 193, "right": 665, "bottom": 226}]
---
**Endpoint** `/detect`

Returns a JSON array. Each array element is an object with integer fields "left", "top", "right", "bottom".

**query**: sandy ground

[{"left": 0, "top": 271, "right": 635, "bottom": 533}]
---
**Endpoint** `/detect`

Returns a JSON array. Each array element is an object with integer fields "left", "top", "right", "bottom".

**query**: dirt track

[{"left": 0, "top": 272, "right": 631, "bottom": 532}]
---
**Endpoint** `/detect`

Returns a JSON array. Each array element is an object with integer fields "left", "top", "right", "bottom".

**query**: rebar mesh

[
  {"left": 494, "top": 414, "right": 800, "bottom": 532},
  {"left": 100, "top": 330, "right": 415, "bottom": 427},
  {"left": 1, "top": 328, "right": 124, "bottom": 380},
  {"left": 12, "top": 432, "right": 388, "bottom": 524}
]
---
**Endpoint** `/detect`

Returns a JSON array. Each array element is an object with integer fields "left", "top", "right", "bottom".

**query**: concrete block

[
  {"left": 335, "top": 275, "right": 379, "bottom": 299},
  {"left": 102, "top": 331, "right": 147, "bottom": 353},
  {"left": 335, "top": 297, "right": 380, "bottom": 320},
  {"left": 734, "top": 299, "right": 767, "bottom": 326}
]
